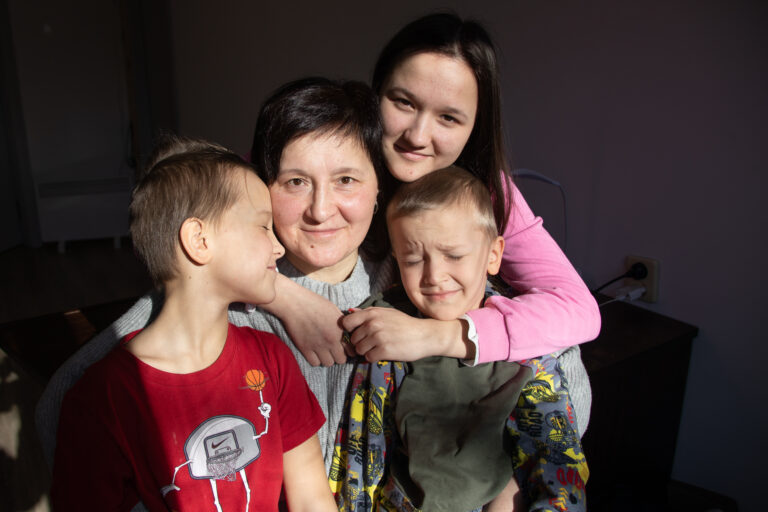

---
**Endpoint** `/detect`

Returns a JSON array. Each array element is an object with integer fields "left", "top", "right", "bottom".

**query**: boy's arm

[{"left": 282, "top": 434, "right": 337, "bottom": 511}]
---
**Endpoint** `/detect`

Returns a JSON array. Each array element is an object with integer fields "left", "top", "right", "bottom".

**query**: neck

[
  {"left": 125, "top": 277, "right": 230, "bottom": 374},
  {"left": 284, "top": 251, "right": 359, "bottom": 284}
]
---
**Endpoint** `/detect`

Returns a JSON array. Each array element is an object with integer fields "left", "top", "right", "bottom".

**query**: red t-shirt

[{"left": 52, "top": 324, "right": 325, "bottom": 511}]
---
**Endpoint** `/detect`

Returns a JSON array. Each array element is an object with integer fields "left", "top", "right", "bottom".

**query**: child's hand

[{"left": 341, "top": 308, "right": 471, "bottom": 362}]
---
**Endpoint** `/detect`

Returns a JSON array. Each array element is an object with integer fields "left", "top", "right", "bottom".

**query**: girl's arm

[
  {"left": 344, "top": 180, "right": 599, "bottom": 364},
  {"left": 466, "top": 180, "right": 600, "bottom": 363},
  {"left": 282, "top": 435, "right": 338, "bottom": 511},
  {"left": 259, "top": 273, "right": 350, "bottom": 366}
]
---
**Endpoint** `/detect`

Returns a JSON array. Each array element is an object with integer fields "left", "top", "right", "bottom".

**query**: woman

[
  {"left": 36, "top": 78, "right": 395, "bottom": 476},
  {"left": 235, "top": 77, "right": 398, "bottom": 468},
  {"left": 260, "top": 13, "right": 600, "bottom": 435}
]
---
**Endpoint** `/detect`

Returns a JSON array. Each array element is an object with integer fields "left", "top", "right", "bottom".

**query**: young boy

[
  {"left": 51, "top": 135, "right": 337, "bottom": 511},
  {"left": 332, "top": 166, "right": 587, "bottom": 512}
]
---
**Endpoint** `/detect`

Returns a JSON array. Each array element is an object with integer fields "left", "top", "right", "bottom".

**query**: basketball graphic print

[{"left": 244, "top": 369, "right": 267, "bottom": 391}]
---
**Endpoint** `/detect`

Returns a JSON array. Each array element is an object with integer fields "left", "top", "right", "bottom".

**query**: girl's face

[
  {"left": 380, "top": 52, "right": 478, "bottom": 183},
  {"left": 269, "top": 132, "right": 379, "bottom": 284}
]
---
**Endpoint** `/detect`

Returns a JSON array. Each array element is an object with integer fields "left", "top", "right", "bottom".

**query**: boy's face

[
  {"left": 389, "top": 202, "right": 503, "bottom": 321},
  {"left": 210, "top": 170, "right": 285, "bottom": 305}
]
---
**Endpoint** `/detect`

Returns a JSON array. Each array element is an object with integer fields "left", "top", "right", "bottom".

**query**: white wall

[{"left": 167, "top": 1, "right": 766, "bottom": 509}]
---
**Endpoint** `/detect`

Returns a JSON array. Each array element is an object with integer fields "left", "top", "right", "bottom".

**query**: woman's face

[
  {"left": 380, "top": 52, "right": 478, "bottom": 182},
  {"left": 269, "top": 132, "right": 378, "bottom": 284}
]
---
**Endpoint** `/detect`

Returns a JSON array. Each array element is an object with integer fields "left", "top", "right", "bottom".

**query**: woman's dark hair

[
  {"left": 372, "top": 12, "right": 511, "bottom": 233},
  {"left": 251, "top": 77, "right": 395, "bottom": 261}
]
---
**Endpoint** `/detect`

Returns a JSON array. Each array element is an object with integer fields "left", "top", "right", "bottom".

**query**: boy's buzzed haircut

[
  {"left": 130, "top": 133, "right": 256, "bottom": 285},
  {"left": 387, "top": 165, "right": 498, "bottom": 241}
]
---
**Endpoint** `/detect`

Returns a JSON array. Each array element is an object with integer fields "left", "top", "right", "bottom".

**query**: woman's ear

[
  {"left": 486, "top": 236, "right": 505, "bottom": 276},
  {"left": 179, "top": 217, "right": 212, "bottom": 265}
]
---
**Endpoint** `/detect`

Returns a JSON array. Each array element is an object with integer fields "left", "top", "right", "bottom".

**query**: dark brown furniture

[{"left": 581, "top": 295, "right": 699, "bottom": 510}]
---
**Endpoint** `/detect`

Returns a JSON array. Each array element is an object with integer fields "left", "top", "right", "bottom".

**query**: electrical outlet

[{"left": 625, "top": 255, "right": 660, "bottom": 303}]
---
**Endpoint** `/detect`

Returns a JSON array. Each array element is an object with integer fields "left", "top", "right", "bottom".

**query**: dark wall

[
  {"left": 3, "top": 0, "right": 764, "bottom": 507},
  {"left": 166, "top": 2, "right": 765, "bottom": 507}
]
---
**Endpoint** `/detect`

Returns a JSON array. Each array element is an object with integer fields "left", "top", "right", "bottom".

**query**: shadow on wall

[{"left": 0, "top": 352, "right": 50, "bottom": 511}]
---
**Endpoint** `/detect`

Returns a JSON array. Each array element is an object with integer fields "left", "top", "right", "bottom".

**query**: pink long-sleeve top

[{"left": 466, "top": 179, "right": 601, "bottom": 364}]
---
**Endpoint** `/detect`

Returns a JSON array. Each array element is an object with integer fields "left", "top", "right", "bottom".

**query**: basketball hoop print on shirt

[{"left": 160, "top": 369, "right": 272, "bottom": 512}]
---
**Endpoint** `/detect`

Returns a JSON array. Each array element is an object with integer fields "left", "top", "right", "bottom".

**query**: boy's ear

[
  {"left": 486, "top": 236, "right": 505, "bottom": 276},
  {"left": 179, "top": 217, "right": 212, "bottom": 265}
]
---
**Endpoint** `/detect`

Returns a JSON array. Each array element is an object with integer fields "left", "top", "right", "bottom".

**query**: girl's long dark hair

[{"left": 372, "top": 12, "right": 512, "bottom": 233}]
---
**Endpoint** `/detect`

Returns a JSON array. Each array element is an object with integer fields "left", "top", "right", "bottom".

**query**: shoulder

[
  {"left": 229, "top": 325, "right": 300, "bottom": 374},
  {"left": 62, "top": 345, "right": 133, "bottom": 414},
  {"left": 231, "top": 324, "right": 289, "bottom": 353}
]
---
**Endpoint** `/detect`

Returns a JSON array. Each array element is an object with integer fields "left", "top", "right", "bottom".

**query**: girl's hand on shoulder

[
  {"left": 341, "top": 308, "right": 473, "bottom": 362},
  {"left": 262, "top": 274, "right": 351, "bottom": 366}
]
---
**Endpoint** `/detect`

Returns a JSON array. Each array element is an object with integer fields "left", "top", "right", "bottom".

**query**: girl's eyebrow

[{"left": 385, "top": 85, "right": 413, "bottom": 97}]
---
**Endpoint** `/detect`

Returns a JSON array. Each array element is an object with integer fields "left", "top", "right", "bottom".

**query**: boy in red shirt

[{"left": 52, "top": 135, "right": 337, "bottom": 511}]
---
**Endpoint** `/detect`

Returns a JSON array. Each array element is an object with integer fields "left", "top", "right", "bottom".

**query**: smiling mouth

[
  {"left": 423, "top": 290, "right": 459, "bottom": 301},
  {"left": 302, "top": 228, "right": 341, "bottom": 238},
  {"left": 393, "top": 143, "right": 430, "bottom": 161}
]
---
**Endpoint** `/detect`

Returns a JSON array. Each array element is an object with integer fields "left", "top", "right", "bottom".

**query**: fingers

[
  {"left": 303, "top": 342, "right": 347, "bottom": 367},
  {"left": 330, "top": 342, "right": 349, "bottom": 365},
  {"left": 317, "top": 350, "right": 336, "bottom": 367},
  {"left": 340, "top": 308, "right": 365, "bottom": 332},
  {"left": 314, "top": 343, "right": 348, "bottom": 367},
  {"left": 340, "top": 336, "right": 356, "bottom": 359},
  {"left": 303, "top": 351, "right": 321, "bottom": 367}
]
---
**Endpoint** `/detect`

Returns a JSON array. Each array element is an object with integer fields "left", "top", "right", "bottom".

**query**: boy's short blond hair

[
  {"left": 130, "top": 134, "right": 256, "bottom": 285},
  {"left": 386, "top": 165, "right": 498, "bottom": 241}
]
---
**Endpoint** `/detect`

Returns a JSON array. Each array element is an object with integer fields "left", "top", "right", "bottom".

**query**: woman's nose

[
  {"left": 402, "top": 114, "right": 431, "bottom": 148},
  {"left": 307, "top": 185, "right": 335, "bottom": 223}
]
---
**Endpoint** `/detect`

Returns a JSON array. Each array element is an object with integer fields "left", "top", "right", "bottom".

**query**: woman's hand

[
  {"left": 261, "top": 274, "right": 351, "bottom": 366},
  {"left": 341, "top": 307, "right": 475, "bottom": 362}
]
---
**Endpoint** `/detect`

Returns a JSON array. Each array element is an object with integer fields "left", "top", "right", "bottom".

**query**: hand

[
  {"left": 261, "top": 275, "right": 352, "bottom": 366},
  {"left": 341, "top": 307, "right": 473, "bottom": 362}
]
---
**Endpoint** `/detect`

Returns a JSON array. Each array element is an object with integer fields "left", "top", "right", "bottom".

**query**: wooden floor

[{"left": 0, "top": 237, "right": 151, "bottom": 511}]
